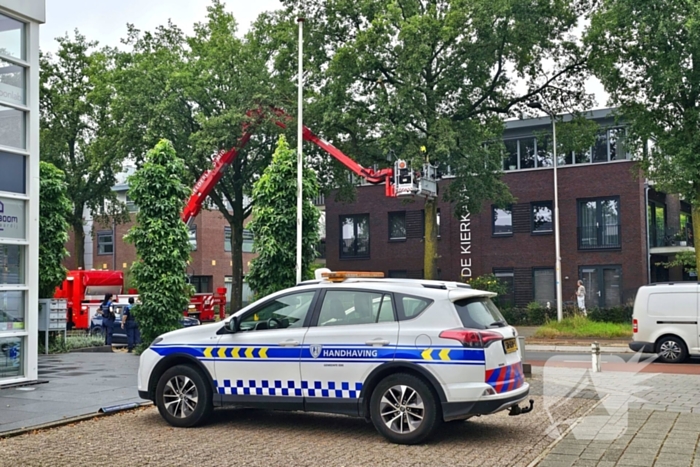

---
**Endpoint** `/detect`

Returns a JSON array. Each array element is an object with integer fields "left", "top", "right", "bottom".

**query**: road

[{"left": 525, "top": 350, "right": 700, "bottom": 375}]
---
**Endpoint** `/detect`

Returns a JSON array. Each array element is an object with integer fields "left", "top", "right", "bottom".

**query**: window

[
  {"left": 608, "top": 128, "right": 626, "bottom": 160},
  {"left": 0, "top": 336, "right": 22, "bottom": 378},
  {"left": 0, "top": 244, "right": 23, "bottom": 285},
  {"left": 340, "top": 214, "right": 370, "bottom": 258},
  {"left": 492, "top": 205, "right": 513, "bottom": 236},
  {"left": 592, "top": 131, "right": 608, "bottom": 163},
  {"left": 388, "top": 211, "right": 406, "bottom": 240},
  {"left": 0, "top": 289, "right": 23, "bottom": 331},
  {"left": 531, "top": 201, "right": 553, "bottom": 233},
  {"left": 189, "top": 225, "right": 197, "bottom": 251},
  {"left": 0, "top": 196, "right": 25, "bottom": 240},
  {"left": 125, "top": 195, "right": 138, "bottom": 213},
  {"left": 504, "top": 139, "right": 518, "bottom": 170},
  {"left": 0, "top": 14, "right": 25, "bottom": 60},
  {"left": 224, "top": 277, "right": 254, "bottom": 307},
  {"left": 453, "top": 297, "right": 507, "bottom": 329},
  {"left": 493, "top": 269, "right": 514, "bottom": 308},
  {"left": 240, "top": 291, "right": 315, "bottom": 331},
  {"left": 189, "top": 275, "right": 211, "bottom": 293},
  {"left": 536, "top": 135, "right": 553, "bottom": 167},
  {"left": 437, "top": 209, "right": 441, "bottom": 238},
  {"left": 648, "top": 202, "right": 666, "bottom": 248},
  {"left": 578, "top": 197, "right": 620, "bottom": 249},
  {"left": 243, "top": 229, "right": 254, "bottom": 253},
  {"left": 680, "top": 212, "right": 693, "bottom": 245},
  {"left": 97, "top": 231, "right": 113, "bottom": 255},
  {"left": 0, "top": 152, "right": 25, "bottom": 194},
  {"left": 396, "top": 294, "right": 432, "bottom": 321},
  {"left": 388, "top": 270, "right": 408, "bottom": 278},
  {"left": 0, "top": 106, "right": 23, "bottom": 149},
  {"left": 533, "top": 269, "right": 555, "bottom": 307},
  {"left": 224, "top": 227, "right": 254, "bottom": 253},
  {"left": 0, "top": 60, "right": 24, "bottom": 106},
  {"left": 317, "top": 290, "right": 395, "bottom": 327},
  {"left": 519, "top": 138, "right": 536, "bottom": 169}
]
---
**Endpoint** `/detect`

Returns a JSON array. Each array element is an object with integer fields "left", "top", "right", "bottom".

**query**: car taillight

[
  {"left": 633, "top": 319, "right": 638, "bottom": 333},
  {"left": 439, "top": 329, "right": 504, "bottom": 348}
]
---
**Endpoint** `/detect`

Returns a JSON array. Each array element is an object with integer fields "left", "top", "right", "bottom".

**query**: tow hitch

[{"left": 508, "top": 399, "right": 534, "bottom": 416}]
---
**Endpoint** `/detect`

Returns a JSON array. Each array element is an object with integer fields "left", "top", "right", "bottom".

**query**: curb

[
  {"left": 0, "top": 401, "right": 153, "bottom": 440},
  {"left": 69, "top": 345, "right": 113, "bottom": 353},
  {"left": 526, "top": 344, "right": 633, "bottom": 353}
]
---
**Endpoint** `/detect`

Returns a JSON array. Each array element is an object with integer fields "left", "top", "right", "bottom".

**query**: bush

[
  {"left": 500, "top": 302, "right": 630, "bottom": 326},
  {"left": 587, "top": 305, "right": 633, "bottom": 324}
]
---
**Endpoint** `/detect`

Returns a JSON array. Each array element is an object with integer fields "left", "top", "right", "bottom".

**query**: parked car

[
  {"left": 629, "top": 282, "right": 700, "bottom": 363},
  {"left": 137, "top": 272, "right": 532, "bottom": 445},
  {"left": 90, "top": 304, "right": 200, "bottom": 345}
]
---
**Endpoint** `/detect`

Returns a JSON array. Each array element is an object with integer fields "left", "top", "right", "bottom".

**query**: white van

[{"left": 630, "top": 283, "right": 699, "bottom": 363}]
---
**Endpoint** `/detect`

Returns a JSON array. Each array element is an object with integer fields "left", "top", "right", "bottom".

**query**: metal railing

[{"left": 578, "top": 224, "right": 620, "bottom": 250}]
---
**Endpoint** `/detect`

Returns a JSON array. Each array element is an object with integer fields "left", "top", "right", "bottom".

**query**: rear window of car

[{"left": 453, "top": 297, "right": 507, "bottom": 330}]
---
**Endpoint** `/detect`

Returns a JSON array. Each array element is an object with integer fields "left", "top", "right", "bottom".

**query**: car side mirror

[{"left": 227, "top": 317, "right": 240, "bottom": 333}]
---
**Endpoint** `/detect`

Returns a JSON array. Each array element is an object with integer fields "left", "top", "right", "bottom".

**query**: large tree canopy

[
  {"left": 40, "top": 32, "right": 126, "bottom": 268},
  {"left": 280, "top": 0, "right": 594, "bottom": 278},
  {"left": 586, "top": 0, "right": 700, "bottom": 272}
]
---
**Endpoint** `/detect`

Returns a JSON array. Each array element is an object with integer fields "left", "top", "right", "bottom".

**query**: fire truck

[{"left": 54, "top": 269, "right": 226, "bottom": 330}]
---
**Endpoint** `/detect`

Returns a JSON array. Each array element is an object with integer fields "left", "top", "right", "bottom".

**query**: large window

[
  {"left": 493, "top": 269, "right": 514, "bottom": 308},
  {"left": 492, "top": 205, "right": 513, "bottom": 236},
  {"left": 648, "top": 202, "right": 666, "bottom": 248},
  {"left": 0, "top": 290, "right": 24, "bottom": 331},
  {"left": 0, "top": 15, "right": 24, "bottom": 60},
  {"left": 531, "top": 201, "right": 553, "bottom": 234},
  {"left": 578, "top": 197, "right": 620, "bottom": 249},
  {"left": 97, "top": 231, "right": 113, "bottom": 255},
  {"left": 519, "top": 138, "right": 536, "bottom": 169},
  {"left": 0, "top": 244, "right": 23, "bottom": 285},
  {"left": 340, "top": 214, "right": 370, "bottom": 258},
  {"left": 189, "top": 225, "right": 197, "bottom": 251},
  {"left": 533, "top": 268, "right": 555, "bottom": 307},
  {"left": 240, "top": 291, "right": 315, "bottom": 331},
  {"left": 0, "top": 60, "right": 24, "bottom": 106},
  {"left": 388, "top": 211, "right": 406, "bottom": 240},
  {"left": 189, "top": 275, "right": 212, "bottom": 293}
]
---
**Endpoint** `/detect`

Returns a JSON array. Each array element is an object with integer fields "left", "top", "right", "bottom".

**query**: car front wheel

[
  {"left": 155, "top": 365, "right": 213, "bottom": 427},
  {"left": 656, "top": 336, "right": 688, "bottom": 363},
  {"left": 369, "top": 373, "right": 441, "bottom": 445}
]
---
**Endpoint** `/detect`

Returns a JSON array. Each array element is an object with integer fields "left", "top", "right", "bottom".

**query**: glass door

[
  {"left": 579, "top": 266, "right": 622, "bottom": 309},
  {"left": 580, "top": 267, "right": 600, "bottom": 309}
]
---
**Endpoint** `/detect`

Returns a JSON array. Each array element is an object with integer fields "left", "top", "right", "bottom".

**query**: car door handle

[
  {"left": 279, "top": 339, "right": 300, "bottom": 347},
  {"left": 365, "top": 339, "right": 390, "bottom": 346}
]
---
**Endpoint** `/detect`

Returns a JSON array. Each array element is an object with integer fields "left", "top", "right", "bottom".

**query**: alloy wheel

[
  {"left": 659, "top": 340, "right": 682, "bottom": 361},
  {"left": 162, "top": 375, "right": 199, "bottom": 418},
  {"left": 379, "top": 384, "right": 425, "bottom": 434}
]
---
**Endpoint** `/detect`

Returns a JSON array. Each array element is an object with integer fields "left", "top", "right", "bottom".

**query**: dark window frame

[
  {"left": 531, "top": 200, "right": 553, "bottom": 235},
  {"left": 492, "top": 204, "right": 513, "bottom": 237},
  {"left": 388, "top": 211, "right": 407, "bottom": 242},
  {"left": 578, "top": 264, "right": 623, "bottom": 309},
  {"left": 493, "top": 268, "right": 515, "bottom": 308},
  {"left": 577, "top": 196, "right": 621, "bottom": 250},
  {"left": 532, "top": 267, "right": 556, "bottom": 307},
  {"left": 339, "top": 214, "right": 370, "bottom": 259},
  {"left": 96, "top": 230, "right": 113, "bottom": 256}
]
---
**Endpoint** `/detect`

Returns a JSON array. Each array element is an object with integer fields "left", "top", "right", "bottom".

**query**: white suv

[{"left": 137, "top": 274, "right": 532, "bottom": 444}]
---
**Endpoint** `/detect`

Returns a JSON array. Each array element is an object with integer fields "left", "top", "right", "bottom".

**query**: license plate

[{"left": 503, "top": 338, "right": 518, "bottom": 354}]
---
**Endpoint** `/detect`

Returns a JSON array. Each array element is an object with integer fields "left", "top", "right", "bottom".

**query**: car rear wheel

[
  {"left": 155, "top": 365, "right": 213, "bottom": 427},
  {"left": 370, "top": 373, "right": 440, "bottom": 445},
  {"left": 656, "top": 336, "right": 688, "bottom": 363}
]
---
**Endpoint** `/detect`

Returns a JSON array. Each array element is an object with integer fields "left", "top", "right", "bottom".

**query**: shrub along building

[{"left": 325, "top": 108, "right": 694, "bottom": 310}]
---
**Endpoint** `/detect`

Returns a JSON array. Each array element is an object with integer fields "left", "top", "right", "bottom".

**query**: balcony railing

[
  {"left": 651, "top": 226, "right": 694, "bottom": 248},
  {"left": 578, "top": 224, "right": 620, "bottom": 250}
]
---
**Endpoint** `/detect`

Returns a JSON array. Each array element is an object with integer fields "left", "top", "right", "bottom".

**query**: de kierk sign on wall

[{"left": 0, "top": 197, "right": 25, "bottom": 240}]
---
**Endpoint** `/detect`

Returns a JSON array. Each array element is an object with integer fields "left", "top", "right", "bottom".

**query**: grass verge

[{"left": 534, "top": 315, "right": 633, "bottom": 339}]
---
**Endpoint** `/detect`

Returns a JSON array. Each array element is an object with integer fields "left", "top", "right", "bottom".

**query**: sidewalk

[{"left": 0, "top": 352, "right": 144, "bottom": 436}]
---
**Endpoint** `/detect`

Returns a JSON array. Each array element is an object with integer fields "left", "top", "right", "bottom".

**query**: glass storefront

[{"left": 0, "top": 336, "right": 22, "bottom": 378}]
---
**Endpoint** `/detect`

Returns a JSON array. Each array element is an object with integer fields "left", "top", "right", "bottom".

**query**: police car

[{"left": 137, "top": 271, "right": 532, "bottom": 444}]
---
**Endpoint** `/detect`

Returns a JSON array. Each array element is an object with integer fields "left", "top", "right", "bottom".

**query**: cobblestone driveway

[{"left": 0, "top": 375, "right": 596, "bottom": 467}]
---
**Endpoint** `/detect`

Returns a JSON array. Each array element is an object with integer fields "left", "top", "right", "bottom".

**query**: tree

[
  {"left": 124, "top": 140, "right": 192, "bottom": 346},
  {"left": 246, "top": 136, "right": 320, "bottom": 298},
  {"left": 111, "top": 1, "right": 285, "bottom": 312},
  {"left": 586, "top": 0, "right": 700, "bottom": 272},
  {"left": 38, "top": 162, "right": 71, "bottom": 298},
  {"left": 40, "top": 31, "right": 126, "bottom": 268},
  {"left": 281, "top": 0, "right": 593, "bottom": 279}
]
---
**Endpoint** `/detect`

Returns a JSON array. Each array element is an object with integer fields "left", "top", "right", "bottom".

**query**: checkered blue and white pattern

[{"left": 215, "top": 380, "right": 363, "bottom": 398}]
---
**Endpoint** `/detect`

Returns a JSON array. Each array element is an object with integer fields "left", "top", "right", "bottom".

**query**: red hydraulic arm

[{"left": 182, "top": 107, "right": 395, "bottom": 225}]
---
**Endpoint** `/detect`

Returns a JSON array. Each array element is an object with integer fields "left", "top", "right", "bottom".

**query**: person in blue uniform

[
  {"left": 121, "top": 297, "right": 137, "bottom": 353},
  {"left": 99, "top": 293, "right": 115, "bottom": 345}
]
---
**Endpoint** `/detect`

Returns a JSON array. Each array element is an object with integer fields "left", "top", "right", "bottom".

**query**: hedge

[{"left": 500, "top": 303, "right": 633, "bottom": 326}]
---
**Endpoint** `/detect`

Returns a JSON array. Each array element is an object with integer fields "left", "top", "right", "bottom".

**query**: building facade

[
  {"left": 325, "top": 109, "right": 693, "bottom": 309},
  {"left": 0, "top": 0, "right": 44, "bottom": 386}
]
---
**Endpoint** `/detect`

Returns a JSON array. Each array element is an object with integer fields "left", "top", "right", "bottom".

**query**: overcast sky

[
  {"left": 39, "top": 0, "right": 608, "bottom": 108},
  {"left": 40, "top": 0, "right": 282, "bottom": 53}
]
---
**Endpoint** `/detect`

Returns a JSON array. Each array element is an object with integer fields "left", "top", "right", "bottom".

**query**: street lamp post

[
  {"left": 296, "top": 16, "right": 304, "bottom": 285},
  {"left": 528, "top": 101, "right": 563, "bottom": 322}
]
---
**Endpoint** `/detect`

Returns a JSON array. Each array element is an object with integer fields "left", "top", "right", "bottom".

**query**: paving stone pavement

[{"left": 533, "top": 367, "right": 700, "bottom": 467}]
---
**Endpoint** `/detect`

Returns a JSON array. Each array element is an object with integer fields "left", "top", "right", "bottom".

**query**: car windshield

[{"left": 452, "top": 297, "right": 507, "bottom": 330}]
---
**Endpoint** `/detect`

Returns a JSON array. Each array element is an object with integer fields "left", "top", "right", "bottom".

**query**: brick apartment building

[{"left": 324, "top": 108, "right": 694, "bottom": 309}]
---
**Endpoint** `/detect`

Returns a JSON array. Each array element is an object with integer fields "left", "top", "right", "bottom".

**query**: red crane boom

[{"left": 182, "top": 107, "right": 396, "bottom": 225}]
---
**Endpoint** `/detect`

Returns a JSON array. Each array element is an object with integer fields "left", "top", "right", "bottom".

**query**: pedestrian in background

[
  {"left": 575, "top": 280, "right": 587, "bottom": 316},
  {"left": 121, "top": 297, "right": 137, "bottom": 353},
  {"left": 99, "top": 293, "right": 115, "bottom": 345}
]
